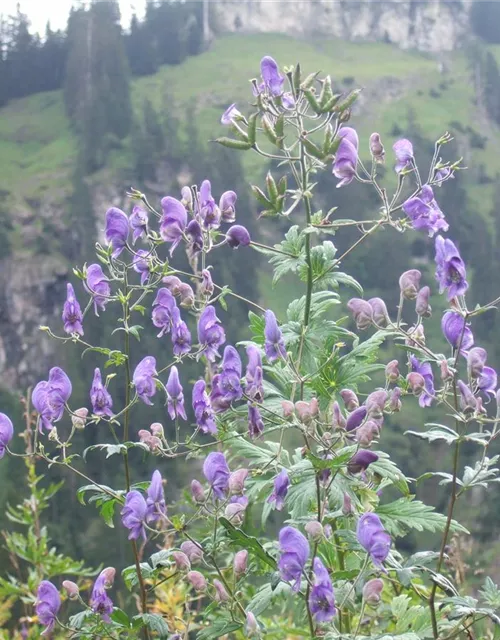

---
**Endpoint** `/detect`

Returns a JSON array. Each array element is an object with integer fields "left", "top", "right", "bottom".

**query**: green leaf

[
  {"left": 149, "top": 550, "right": 172, "bottom": 569},
  {"left": 111, "top": 608, "right": 131, "bottom": 627},
  {"left": 406, "top": 423, "right": 458, "bottom": 445},
  {"left": 215, "top": 137, "right": 252, "bottom": 150},
  {"left": 83, "top": 443, "right": 127, "bottom": 461},
  {"left": 122, "top": 563, "right": 154, "bottom": 591},
  {"left": 462, "top": 456, "right": 500, "bottom": 489},
  {"left": 248, "top": 311, "right": 265, "bottom": 345},
  {"left": 480, "top": 577, "right": 500, "bottom": 609},
  {"left": 139, "top": 613, "right": 171, "bottom": 638},
  {"left": 377, "top": 497, "right": 468, "bottom": 536},
  {"left": 197, "top": 619, "right": 243, "bottom": 639},
  {"left": 331, "top": 271, "right": 363, "bottom": 295},
  {"left": 99, "top": 499, "right": 116, "bottom": 528},
  {"left": 219, "top": 517, "right": 277, "bottom": 569},
  {"left": 307, "top": 445, "right": 358, "bottom": 472},
  {"left": 247, "top": 581, "right": 291, "bottom": 616}
]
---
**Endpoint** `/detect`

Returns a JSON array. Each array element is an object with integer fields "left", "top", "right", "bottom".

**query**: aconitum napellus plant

[{"left": 3, "top": 54, "right": 500, "bottom": 639}]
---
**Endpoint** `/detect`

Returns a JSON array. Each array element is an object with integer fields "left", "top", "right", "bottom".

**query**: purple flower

[
  {"left": 132, "top": 249, "right": 151, "bottom": 285},
  {"left": 192, "top": 380, "right": 217, "bottom": 435},
  {"left": 467, "top": 347, "right": 487, "bottom": 379},
  {"left": 105, "top": 207, "right": 129, "bottom": 258},
  {"left": 210, "top": 346, "right": 243, "bottom": 412},
  {"left": 478, "top": 366, "right": 497, "bottom": 396},
  {"left": 415, "top": 286, "right": 432, "bottom": 317},
  {"left": 248, "top": 403, "right": 264, "bottom": 438},
  {"left": 35, "top": 580, "right": 61, "bottom": 636},
  {"left": 402, "top": 185, "right": 449, "bottom": 237},
  {"left": 0, "top": 413, "right": 13, "bottom": 458},
  {"left": 171, "top": 307, "right": 192, "bottom": 356},
  {"left": 198, "top": 180, "right": 221, "bottom": 229},
  {"left": 441, "top": 311, "right": 474, "bottom": 352},
  {"left": 90, "top": 569, "right": 114, "bottom": 621},
  {"left": 347, "top": 298, "right": 373, "bottom": 330},
  {"left": 121, "top": 490, "right": 147, "bottom": 540},
  {"left": 245, "top": 345, "right": 264, "bottom": 401},
  {"left": 309, "top": 558, "right": 336, "bottom": 623},
  {"left": 219, "top": 191, "right": 237, "bottom": 223},
  {"left": 152, "top": 288, "right": 177, "bottom": 338},
  {"left": 226, "top": 224, "right": 251, "bottom": 248},
  {"left": 348, "top": 450, "right": 379, "bottom": 474},
  {"left": 282, "top": 92, "right": 296, "bottom": 109},
  {"left": 458, "top": 380, "right": 477, "bottom": 413},
  {"left": 201, "top": 269, "right": 214, "bottom": 297},
  {"left": 221, "top": 103, "right": 242, "bottom": 125},
  {"left": 393, "top": 139, "right": 414, "bottom": 173},
  {"left": 133, "top": 356, "right": 157, "bottom": 406},
  {"left": 409, "top": 356, "right": 435, "bottom": 408},
  {"left": 166, "top": 366, "right": 187, "bottom": 420},
  {"left": 198, "top": 306, "right": 226, "bottom": 362},
  {"left": 90, "top": 368, "right": 113, "bottom": 417},
  {"left": 369, "top": 132, "right": 385, "bottom": 163},
  {"left": 333, "top": 127, "right": 359, "bottom": 188},
  {"left": 129, "top": 205, "right": 148, "bottom": 243},
  {"left": 160, "top": 196, "right": 187, "bottom": 254},
  {"left": 146, "top": 470, "right": 166, "bottom": 523},
  {"left": 435, "top": 235, "right": 468, "bottom": 300},
  {"left": 85, "top": 264, "right": 111, "bottom": 315},
  {"left": 434, "top": 167, "right": 454, "bottom": 186},
  {"left": 32, "top": 367, "right": 72, "bottom": 432},
  {"left": 278, "top": 526, "right": 310, "bottom": 592},
  {"left": 399, "top": 269, "right": 422, "bottom": 300},
  {"left": 203, "top": 451, "right": 230, "bottom": 499},
  {"left": 357, "top": 513, "right": 391, "bottom": 568},
  {"left": 260, "top": 56, "right": 284, "bottom": 96},
  {"left": 267, "top": 469, "right": 289, "bottom": 511},
  {"left": 346, "top": 406, "right": 367, "bottom": 432},
  {"left": 264, "top": 310, "right": 286, "bottom": 362},
  {"left": 62, "top": 283, "right": 84, "bottom": 335},
  {"left": 186, "top": 219, "right": 204, "bottom": 258}
]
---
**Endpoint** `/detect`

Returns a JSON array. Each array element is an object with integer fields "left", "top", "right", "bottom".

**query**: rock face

[{"left": 211, "top": 0, "right": 473, "bottom": 52}]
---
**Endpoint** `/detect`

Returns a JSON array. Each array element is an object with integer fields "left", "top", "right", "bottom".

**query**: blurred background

[{"left": 1, "top": 0, "right": 500, "bottom": 617}]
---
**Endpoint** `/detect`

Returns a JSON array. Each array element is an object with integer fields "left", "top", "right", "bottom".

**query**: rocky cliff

[{"left": 212, "top": 0, "right": 473, "bottom": 53}]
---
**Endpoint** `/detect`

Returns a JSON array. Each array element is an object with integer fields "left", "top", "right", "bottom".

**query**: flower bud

[
  {"left": 342, "top": 493, "right": 353, "bottom": 516},
  {"left": 305, "top": 520, "right": 324, "bottom": 541},
  {"left": 181, "top": 541, "right": 204, "bottom": 564},
  {"left": 181, "top": 186, "right": 193, "bottom": 209},
  {"left": 228, "top": 469, "right": 249, "bottom": 495},
  {"left": 363, "top": 578, "right": 384, "bottom": 605},
  {"left": 467, "top": 347, "right": 487, "bottom": 379},
  {"left": 234, "top": 550, "right": 248, "bottom": 576},
  {"left": 162, "top": 275, "right": 183, "bottom": 295},
  {"left": 348, "top": 450, "right": 378, "bottom": 474},
  {"left": 187, "top": 570, "right": 207, "bottom": 592},
  {"left": 101, "top": 567, "right": 116, "bottom": 588},
  {"left": 368, "top": 297, "right": 390, "bottom": 327},
  {"left": 406, "top": 324, "right": 425, "bottom": 347},
  {"left": 458, "top": 380, "right": 477, "bottom": 414},
  {"left": 178, "top": 283, "right": 195, "bottom": 308},
  {"left": 172, "top": 551, "right": 191, "bottom": 572},
  {"left": 385, "top": 360, "right": 400, "bottom": 383},
  {"left": 369, "top": 132, "right": 385, "bottom": 163},
  {"left": 213, "top": 579, "right": 230, "bottom": 603},
  {"left": 191, "top": 479, "right": 205, "bottom": 503},
  {"left": 346, "top": 406, "right": 367, "bottom": 432},
  {"left": 332, "top": 401, "right": 346, "bottom": 429},
  {"left": 48, "top": 427, "right": 58, "bottom": 441},
  {"left": 295, "top": 400, "right": 315, "bottom": 424},
  {"left": 224, "top": 502, "right": 246, "bottom": 526},
  {"left": 138, "top": 430, "right": 161, "bottom": 451},
  {"left": 476, "top": 397, "right": 488, "bottom": 416},
  {"left": 440, "top": 359, "right": 453, "bottom": 382},
  {"left": 347, "top": 298, "right": 373, "bottom": 330},
  {"left": 226, "top": 225, "right": 251, "bottom": 248},
  {"left": 282, "top": 400, "right": 295, "bottom": 418},
  {"left": 415, "top": 285, "right": 431, "bottom": 318},
  {"left": 150, "top": 422, "right": 164, "bottom": 436},
  {"left": 245, "top": 611, "right": 260, "bottom": 637},
  {"left": 340, "top": 389, "right": 359, "bottom": 411},
  {"left": 407, "top": 372, "right": 425, "bottom": 395},
  {"left": 399, "top": 269, "right": 421, "bottom": 300},
  {"left": 356, "top": 420, "right": 379, "bottom": 446},
  {"left": 62, "top": 580, "right": 79, "bottom": 600},
  {"left": 388, "top": 387, "right": 402, "bottom": 412},
  {"left": 201, "top": 269, "right": 214, "bottom": 297},
  {"left": 71, "top": 407, "right": 88, "bottom": 430},
  {"left": 309, "top": 397, "right": 319, "bottom": 417},
  {"left": 365, "top": 390, "right": 388, "bottom": 419}
]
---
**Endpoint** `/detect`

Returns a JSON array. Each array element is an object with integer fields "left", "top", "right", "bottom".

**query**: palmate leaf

[
  {"left": 268, "top": 224, "right": 307, "bottom": 284},
  {"left": 480, "top": 577, "right": 500, "bottom": 609},
  {"left": 197, "top": 618, "right": 243, "bottom": 639},
  {"left": 218, "top": 517, "right": 277, "bottom": 569},
  {"left": 377, "top": 497, "right": 468, "bottom": 536}
]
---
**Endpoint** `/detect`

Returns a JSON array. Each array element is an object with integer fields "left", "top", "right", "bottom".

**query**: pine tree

[{"left": 125, "top": 13, "right": 157, "bottom": 76}]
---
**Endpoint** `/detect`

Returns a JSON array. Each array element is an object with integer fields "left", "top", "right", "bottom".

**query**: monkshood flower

[
  {"left": 365, "top": 390, "right": 388, "bottom": 419},
  {"left": 415, "top": 286, "right": 432, "bottom": 317},
  {"left": 213, "top": 579, "right": 230, "bottom": 602},
  {"left": 35, "top": 580, "right": 61, "bottom": 636},
  {"left": 245, "top": 345, "right": 264, "bottom": 401},
  {"left": 309, "top": 558, "right": 336, "bottom": 623},
  {"left": 160, "top": 196, "right": 187, "bottom": 254},
  {"left": 347, "top": 298, "right": 373, "bottom": 330},
  {"left": 186, "top": 219, "right": 204, "bottom": 258},
  {"left": 402, "top": 185, "right": 449, "bottom": 237},
  {"left": 246, "top": 612, "right": 260, "bottom": 637},
  {"left": 181, "top": 541, "right": 204, "bottom": 563},
  {"left": 171, "top": 307, "right": 192, "bottom": 356},
  {"left": 226, "top": 224, "right": 251, "bottom": 248},
  {"left": 478, "top": 366, "right": 497, "bottom": 396},
  {"left": 85, "top": 264, "right": 111, "bottom": 315},
  {"left": 234, "top": 549, "right": 248, "bottom": 576},
  {"left": 221, "top": 103, "right": 242, "bottom": 125},
  {"left": 62, "top": 580, "right": 79, "bottom": 599},
  {"left": 369, "top": 132, "right": 385, "bottom": 163},
  {"left": 129, "top": 205, "right": 148, "bottom": 243},
  {"left": 121, "top": 490, "right": 147, "bottom": 540},
  {"left": 264, "top": 310, "right": 286, "bottom": 361},
  {"left": 203, "top": 451, "right": 230, "bottom": 499},
  {"left": 166, "top": 366, "right": 187, "bottom": 420},
  {"left": 90, "top": 569, "right": 114, "bottom": 621},
  {"left": 410, "top": 356, "right": 435, "bottom": 408},
  {"left": 357, "top": 513, "right": 391, "bottom": 568},
  {"left": 333, "top": 127, "right": 359, "bottom": 188},
  {"left": 219, "top": 190, "right": 237, "bottom": 223},
  {"left": 267, "top": 469, "right": 290, "bottom": 511},
  {"left": 467, "top": 347, "right": 487, "bottom": 379},
  {"left": 248, "top": 403, "right": 264, "bottom": 438},
  {"left": 90, "top": 368, "right": 113, "bottom": 417},
  {"left": 152, "top": 288, "right": 177, "bottom": 338},
  {"left": 0, "top": 413, "right": 13, "bottom": 458},
  {"left": 211, "top": 348, "right": 243, "bottom": 413},
  {"left": 132, "top": 249, "right": 150, "bottom": 285},
  {"left": 368, "top": 297, "right": 390, "bottom": 327},
  {"left": 458, "top": 380, "right": 477, "bottom": 413},
  {"left": 363, "top": 578, "right": 384, "bottom": 605},
  {"left": 133, "top": 356, "right": 157, "bottom": 405},
  {"left": 341, "top": 389, "right": 359, "bottom": 411},
  {"left": 278, "top": 526, "right": 310, "bottom": 592},
  {"left": 393, "top": 138, "right": 414, "bottom": 173},
  {"left": 348, "top": 450, "right": 379, "bottom": 474},
  {"left": 181, "top": 186, "right": 193, "bottom": 209},
  {"left": 259, "top": 55, "right": 284, "bottom": 96},
  {"left": 441, "top": 311, "right": 474, "bottom": 352},
  {"left": 434, "top": 166, "right": 454, "bottom": 186},
  {"left": 32, "top": 367, "right": 72, "bottom": 432},
  {"left": 105, "top": 207, "right": 129, "bottom": 258},
  {"left": 399, "top": 269, "right": 421, "bottom": 300},
  {"left": 201, "top": 269, "right": 214, "bottom": 297},
  {"left": 146, "top": 470, "right": 166, "bottom": 523},
  {"left": 198, "top": 180, "right": 221, "bottom": 229},
  {"left": 192, "top": 379, "right": 217, "bottom": 435},
  {"left": 62, "top": 283, "right": 83, "bottom": 335},
  {"left": 228, "top": 468, "right": 249, "bottom": 495},
  {"left": 435, "top": 235, "right": 468, "bottom": 300},
  {"left": 198, "top": 305, "right": 226, "bottom": 361},
  {"left": 346, "top": 406, "right": 367, "bottom": 432}
]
